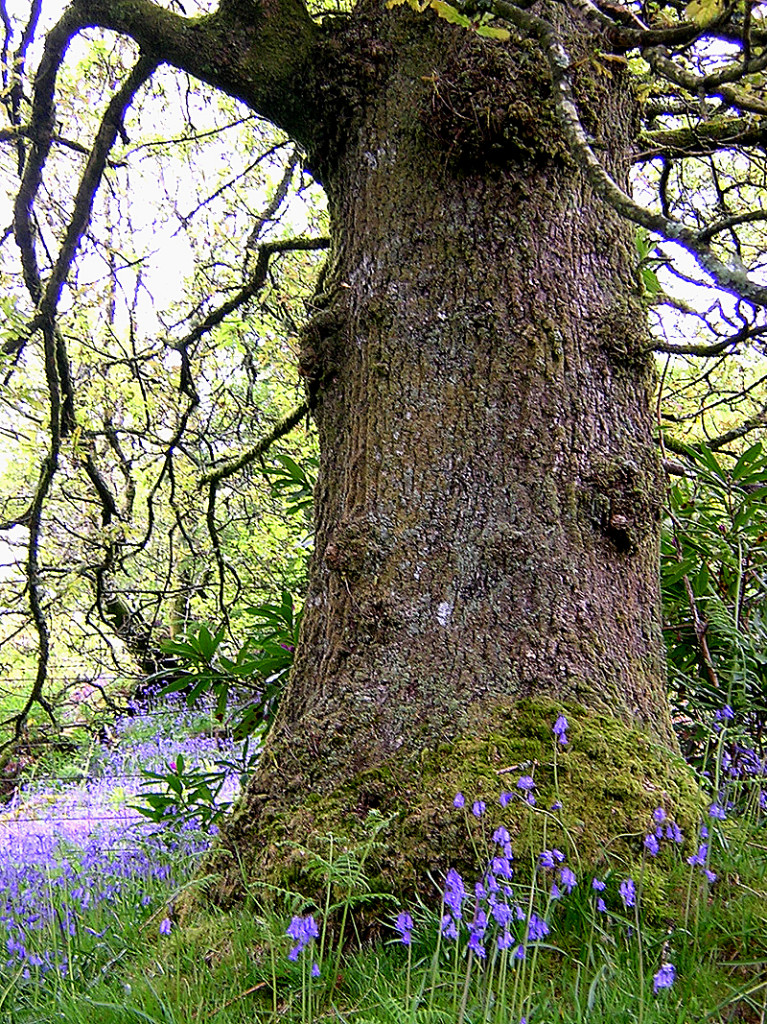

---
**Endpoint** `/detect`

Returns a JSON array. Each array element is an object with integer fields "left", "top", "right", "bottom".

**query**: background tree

[{"left": 4, "top": 0, "right": 767, "bottom": 897}]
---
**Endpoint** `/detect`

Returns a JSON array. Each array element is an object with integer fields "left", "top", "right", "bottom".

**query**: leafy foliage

[
  {"left": 663, "top": 441, "right": 767, "bottom": 760},
  {"left": 158, "top": 589, "right": 302, "bottom": 741}
]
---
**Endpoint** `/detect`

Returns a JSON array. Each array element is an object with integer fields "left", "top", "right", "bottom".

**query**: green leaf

[
  {"left": 476, "top": 23, "right": 510, "bottom": 38},
  {"left": 732, "top": 441, "right": 765, "bottom": 481},
  {"left": 685, "top": 0, "right": 724, "bottom": 24},
  {"left": 641, "top": 266, "right": 660, "bottom": 296},
  {"left": 430, "top": 0, "right": 472, "bottom": 27}
]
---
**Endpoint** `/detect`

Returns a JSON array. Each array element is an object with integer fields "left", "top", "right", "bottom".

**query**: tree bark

[{"left": 203, "top": 5, "right": 698, "bottom": 904}]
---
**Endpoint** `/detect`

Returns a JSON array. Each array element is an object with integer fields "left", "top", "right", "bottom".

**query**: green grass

[
  {"left": 3, "top": 702, "right": 767, "bottom": 1024},
  {"left": 10, "top": 811, "right": 766, "bottom": 1024}
]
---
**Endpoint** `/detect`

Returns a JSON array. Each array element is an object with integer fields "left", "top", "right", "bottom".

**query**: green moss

[{"left": 192, "top": 699, "right": 702, "bottom": 923}]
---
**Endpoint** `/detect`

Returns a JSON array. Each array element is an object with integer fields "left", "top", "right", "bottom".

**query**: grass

[{"left": 0, "top": 704, "right": 766, "bottom": 1023}]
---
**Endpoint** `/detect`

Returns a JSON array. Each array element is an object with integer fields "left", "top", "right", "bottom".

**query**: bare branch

[{"left": 200, "top": 401, "right": 311, "bottom": 489}]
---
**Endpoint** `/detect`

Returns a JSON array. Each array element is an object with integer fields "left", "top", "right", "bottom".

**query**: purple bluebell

[
  {"left": 653, "top": 963, "right": 676, "bottom": 993},
  {"left": 709, "top": 803, "right": 727, "bottom": 821},
  {"left": 395, "top": 911, "right": 413, "bottom": 945},
  {"left": 644, "top": 834, "right": 660, "bottom": 856},
  {"left": 687, "top": 843, "right": 708, "bottom": 867},
  {"left": 453, "top": 793, "right": 465, "bottom": 809},
  {"left": 526, "top": 913, "right": 549, "bottom": 942},
  {"left": 539, "top": 848, "right": 565, "bottom": 869},
  {"left": 491, "top": 902, "right": 514, "bottom": 927},
  {"left": 444, "top": 869, "right": 467, "bottom": 919},
  {"left": 619, "top": 879, "right": 635, "bottom": 908},
  {"left": 553, "top": 715, "right": 569, "bottom": 745},
  {"left": 666, "top": 821, "right": 684, "bottom": 844},
  {"left": 467, "top": 909, "right": 488, "bottom": 958},
  {"left": 559, "top": 866, "right": 577, "bottom": 893},
  {"left": 287, "top": 914, "right": 319, "bottom": 961},
  {"left": 472, "top": 800, "right": 486, "bottom": 818},
  {"left": 492, "top": 856, "right": 513, "bottom": 880}
]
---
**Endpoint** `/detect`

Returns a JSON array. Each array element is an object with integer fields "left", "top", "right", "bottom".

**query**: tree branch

[
  {"left": 492, "top": 0, "right": 767, "bottom": 310},
  {"left": 67, "top": 0, "right": 319, "bottom": 145}
]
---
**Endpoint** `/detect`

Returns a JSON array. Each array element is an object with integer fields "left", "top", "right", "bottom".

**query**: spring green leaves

[
  {"left": 386, "top": 0, "right": 511, "bottom": 41},
  {"left": 685, "top": 0, "right": 725, "bottom": 25}
]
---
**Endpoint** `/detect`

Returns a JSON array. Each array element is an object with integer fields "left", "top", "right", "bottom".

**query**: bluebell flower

[
  {"left": 644, "top": 834, "right": 660, "bottom": 856},
  {"left": 709, "top": 803, "right": 727, "bottom": 820},
  {"left": 499, "top": 791, "right": 513, "bottom": 808},
  {"left": 715, "top": 705, "right": 734, "bottom": 722},
  {"left": 472, "top": 800, "right": 486, "bottom": 818},
  {"left": 652, "top": 807, "right": 666, "bottom": 824},
  {"left": 492, "top": 826, "right": 511, "bottom": 845},
  {"left": 704, "top": 869, "right": 717, "bottom": 883},
  {"left": 395, "top": 911, "right": 413, "bottom": 945},
  {"left": 311, "top": 962, "right": 321, "bottom": 977},
  {"left": 591, "top": 877, "right": 605, "bottom": 891},
  {"left": 486, "top": 872, "right": 500, "bottom": 893},
  {"left": 453, "top": 793, "right": 465, "bottom": 809},
  {"left": 444, "top": 869, "right": 467, "bottom": 919},
  {"left": 468, "top": 910, "right": 487, "bottom": 958},
  {"left": 553, "top": 715, "right": 569, "bottom": 745},
  {"left": 497, "top": 931, "right": 514, "bottom": 950},
  {"left": 653, "top": 963, "right": 676, "bottom": 993},
  {"left": 619, "top": 879, "right": 635, "bottom": 908},
  {"left": 491, "top": 902, "right": 514, "bottom": 927},
  {"left": 492, "top": 856, "right": 513, "bottom": 880},
  {"left": 287, "top": 914, "right": 319, "bottom": 961},
  {"left": 666, "top": 821, "right": 684, "bottom": 844},
  {"left": 527, "top": 913, "right": 549, "bottom": 942},
  {"left": 559, "top": 866, "right": 577, "bottom": 893},
  {"left": 550, "top": 882, "right": 561, "bottom": 899},
  {"left": 159, "top": 917, "right": 172, "bottom": 936},
  {"left": 517, "top": 776, "right": 535, "bottom": 793},
  {"left": 596, "top": 897, "right": 607, "bottom": 913},
  {"left": 441, "top": 914, "right": 458, "bottom": 940},
  {"left": 687, "top": 842, "right": 708, "bottom": 867},
  {"left": 539, "top": 848, "right": 565, "bottom": 869}
]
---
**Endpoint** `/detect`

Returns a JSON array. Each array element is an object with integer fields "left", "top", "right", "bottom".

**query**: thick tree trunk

[{"left": 204, "top": 7, "right": 697, "bottom": 906}]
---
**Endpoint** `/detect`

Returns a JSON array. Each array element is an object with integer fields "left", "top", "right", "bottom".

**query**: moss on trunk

[{"left": 192, "top": 699, "right": 700, "bottom": 915}]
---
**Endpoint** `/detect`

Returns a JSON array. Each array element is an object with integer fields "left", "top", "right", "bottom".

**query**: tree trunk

[{"left": 204, "top": 6, "right": 698, "bottom": 906}]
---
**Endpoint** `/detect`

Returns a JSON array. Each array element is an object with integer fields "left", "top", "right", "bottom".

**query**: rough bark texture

[{"left": 198, "top": 4, "right": 693, "bottom": 907}]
